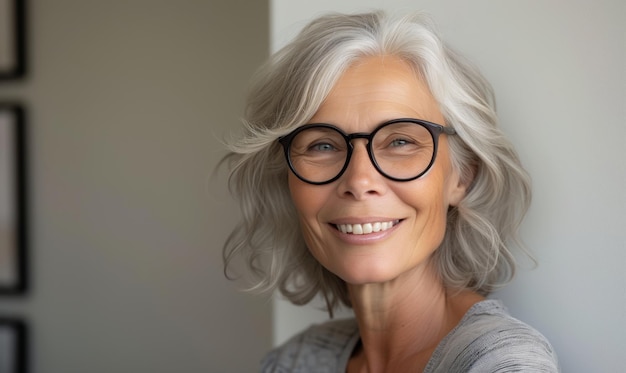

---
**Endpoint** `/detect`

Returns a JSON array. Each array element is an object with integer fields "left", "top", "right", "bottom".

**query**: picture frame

[
  {"left": 0, "top": 0, "right": 26, "bottom": 80},
  {"left": 0, "top": 104, "right": 28, "bottom": 295},
  {"left": 0, "top": 318, "right": 27, "bottom": 373}
]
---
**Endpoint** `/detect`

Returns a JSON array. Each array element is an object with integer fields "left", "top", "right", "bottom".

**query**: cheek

[
  {"left": 287, "top": 175, "right": 333, "bottom": 262},
  {"left": 288, "top": 175, "right": 326, "bottom": 229},
  {"left": 400, "top": 168, "right": 453, "bottom": 245},
  {"left": 288, "top": 175, "right": 312, "bottom": 215},
  {"left": 407, "top": 181, "right": 449, "bottom": 224}
]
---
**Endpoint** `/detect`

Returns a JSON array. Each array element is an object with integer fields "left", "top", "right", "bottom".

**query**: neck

[{"left": 346, "top": 265, "right": 483, "bottom": 372}]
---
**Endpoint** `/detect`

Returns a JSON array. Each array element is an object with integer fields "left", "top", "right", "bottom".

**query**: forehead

[{"left": 309, "top": 55, "right": 444, "bottom": 129}]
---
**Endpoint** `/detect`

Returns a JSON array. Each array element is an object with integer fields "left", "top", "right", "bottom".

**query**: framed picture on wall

[
  {"left": 0, "top": 0, "right": 26, "bottom": 79},
  {"left": 0, "top": 104, "right": 27, "bottom": 295},
  {"left": 0, "top": 318, "right": 27, "bottom": 373}
]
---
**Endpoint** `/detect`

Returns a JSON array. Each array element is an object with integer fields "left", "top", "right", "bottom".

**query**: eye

[
  {"left": 389, "top": 138, "right": 413, "bottom": 147},
  {"left": 290, "top": 127, "right": 345, "bottom": 155},
  {"left": 309, "top": 142, "right": 336, "bottom": 152}
]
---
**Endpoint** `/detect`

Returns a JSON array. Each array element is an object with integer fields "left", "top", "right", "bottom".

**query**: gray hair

[{"left": 222, "top": 11, "right": 532, "bottom": 314}]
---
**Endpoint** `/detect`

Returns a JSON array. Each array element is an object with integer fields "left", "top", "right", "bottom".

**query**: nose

[{"left": 336, "top": 139, "right": 387, "bottom": 200}]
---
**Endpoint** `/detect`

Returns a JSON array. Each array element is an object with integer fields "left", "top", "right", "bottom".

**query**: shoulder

[
  {"left": 426, "top": 300, "right": 560, "bottom": 372},
  {"left": 260, "top": 318, "right": 359, "bottom": 373}
]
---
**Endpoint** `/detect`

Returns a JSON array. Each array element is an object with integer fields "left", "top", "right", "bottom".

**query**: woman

[{"left": 223, "top": 11, "right": 559, "bottom": 372}]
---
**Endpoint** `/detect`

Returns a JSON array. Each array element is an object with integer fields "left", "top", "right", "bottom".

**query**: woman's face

[{"left": 288, "top": 55, "right": 468, "bottom": 285}]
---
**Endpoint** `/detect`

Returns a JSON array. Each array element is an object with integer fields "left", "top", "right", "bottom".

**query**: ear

[{"left": 447, "top": 166, "right": 475, "bottom": 207}]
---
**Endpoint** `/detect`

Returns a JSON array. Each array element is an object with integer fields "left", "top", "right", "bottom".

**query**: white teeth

[
  {"left": 336, "top": 221, "right": 397, "bottom": 235},
  {"left": 353, "top": 224, "right": 364, "bottom": 234}
]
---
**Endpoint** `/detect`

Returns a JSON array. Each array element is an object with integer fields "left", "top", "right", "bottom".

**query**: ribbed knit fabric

[{"left": 261, "top": 299, "right": 559, "bottom": 372}]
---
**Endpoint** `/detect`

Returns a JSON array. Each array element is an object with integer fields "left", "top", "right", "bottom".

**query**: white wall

[
  {"left": 0, "top": 1, "right": 272, "bottom": 372},
  {"left": 271, "top": 1, "right": 626, "bottom": 372}
]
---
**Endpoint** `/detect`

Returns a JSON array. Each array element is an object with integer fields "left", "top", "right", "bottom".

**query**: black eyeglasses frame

[{"left": 278, "top": 118, "right": 456, "bottom": 185}]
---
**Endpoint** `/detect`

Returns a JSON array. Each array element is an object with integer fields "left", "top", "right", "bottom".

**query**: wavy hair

[{"left": 222, "top": 11, "right": 532, "bottom": 314}]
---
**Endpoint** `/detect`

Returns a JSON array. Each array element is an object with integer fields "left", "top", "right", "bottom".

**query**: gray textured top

[{"left": 261, "top": 300, "right": 559, "bottom": 372}]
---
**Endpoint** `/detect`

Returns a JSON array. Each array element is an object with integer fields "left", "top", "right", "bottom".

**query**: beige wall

[{"left": 0, "top": 1, "right": 272, "bottom": 371}]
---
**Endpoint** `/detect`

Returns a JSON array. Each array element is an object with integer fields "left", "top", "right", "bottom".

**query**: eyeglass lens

[{"left": 287, "top": 121, "right": 435, "bottom": 184}]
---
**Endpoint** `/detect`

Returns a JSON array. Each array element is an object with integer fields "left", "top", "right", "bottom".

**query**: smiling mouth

[{"left": 335, "top": 220, "right": 401, "bottom": 235}]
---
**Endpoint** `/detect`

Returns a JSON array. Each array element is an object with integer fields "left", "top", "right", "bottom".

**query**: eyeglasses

[{"left": 278, "top": 118, "right": 456, "bottom": 185}]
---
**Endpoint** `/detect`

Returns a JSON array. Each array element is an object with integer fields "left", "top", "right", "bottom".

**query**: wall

[
  {"left": 0, "top": 1, "right": 272, "bottom": 372},
  {"left": 270, "top": 1, "right": 626, "bottom": 372}
]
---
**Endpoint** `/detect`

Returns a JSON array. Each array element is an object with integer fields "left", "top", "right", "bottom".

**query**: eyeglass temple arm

[{"left": 441, "top": 126, "right": 456, "bottom": 135}]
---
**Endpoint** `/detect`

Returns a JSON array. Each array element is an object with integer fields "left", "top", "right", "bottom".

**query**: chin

[{"left": 331, "top": 260, "right": 404, "bottom": 286}]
